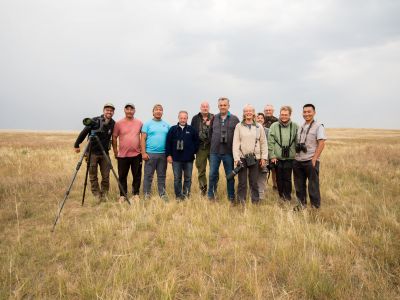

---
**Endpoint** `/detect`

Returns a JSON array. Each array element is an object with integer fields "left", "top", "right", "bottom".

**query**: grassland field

[{"left": 0, "top": 129, "right": 399, "bottom": 299}]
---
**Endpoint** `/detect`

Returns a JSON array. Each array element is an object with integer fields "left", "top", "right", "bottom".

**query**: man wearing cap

[
  {"left": 141, "top": 104, "right": 170, "bottom": 201},
  {"left": 112, "top": 103, "right": 143, "bottom": 203},
  {"left": 74, "top": 103, "right": 116, "bottom": 201}
]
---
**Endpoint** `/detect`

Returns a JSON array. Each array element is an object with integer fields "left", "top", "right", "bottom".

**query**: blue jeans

[
  {"left": 208, "top": 153, "right": 235, "bottom": 200},
  {"left": 172, "top": 161, "right": 193, "bottom": 198}
]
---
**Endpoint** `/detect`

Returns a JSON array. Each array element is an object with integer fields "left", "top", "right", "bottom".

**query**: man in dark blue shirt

[{"left": 166, "top": 111, "right": 199, "bottom": 200}]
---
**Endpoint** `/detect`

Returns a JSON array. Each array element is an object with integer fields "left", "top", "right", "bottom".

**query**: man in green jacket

[{"left": 268, "top": 106, "right": 299, "bottom": 200}]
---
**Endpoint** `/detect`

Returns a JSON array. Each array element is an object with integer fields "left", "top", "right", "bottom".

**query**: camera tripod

[{"left": 52, "top": 132, "right": 130, "bottom": 231}]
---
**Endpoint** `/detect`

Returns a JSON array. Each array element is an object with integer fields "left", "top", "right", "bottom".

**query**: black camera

[
  {"left": 226, "top": 161, "right": 244, "bottom": 180},
  {"left": 267, "top": 161, "right": 277, "bottom": 171},
  {"left": 220, "top": 130, "right": 227, "bottom": 144},
  {"left": 83, "top": 118, "right": 105, "bottom": 133},
  {"left": 176, "top": 140, "right": 184, "bottom": 151},
  {"left": 244, "top": 153, "right": 257, "bottom": 167},
  {"left": 295, "top": 143, "right": 307, "bottom": 153},
  {"left": 281, "top": 146, "right": 290, "bottom": 158}
]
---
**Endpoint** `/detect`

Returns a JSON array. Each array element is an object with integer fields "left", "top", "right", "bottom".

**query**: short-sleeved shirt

[
  {"left": 113, "top": 118, "right": 143, "bottom": 158},
  {"left": 295, "top": 121, "right": 327, "bottom": 161},
  {"left": 142, "top": 119, "right": 170, "bottom": 153}
]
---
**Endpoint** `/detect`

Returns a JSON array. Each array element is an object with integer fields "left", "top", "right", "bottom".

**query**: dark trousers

[
  {"left": 237, "top": 161, "right": 260, "bottom": 203},
  {"left": 88, "top": 153, "right": 110, "bottom": 197},
  {"left": 117, "top": 155, "right": 142, "bottom": 196},
  {"left": 276, "top": 159, "right": 293, "bottom": 200},
  {"left": 172, "top": 161, "right": 193, "bottom": 198},
  {"left": 293, "top": 160, "right": 321, "bottom": 208}
]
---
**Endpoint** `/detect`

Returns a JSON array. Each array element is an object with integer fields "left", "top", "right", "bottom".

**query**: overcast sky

[{"left": 1, "top": 0, "right": 399, "bottom": 130}]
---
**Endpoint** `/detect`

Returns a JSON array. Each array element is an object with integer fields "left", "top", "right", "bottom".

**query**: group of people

[{"left": 74, "top": 97, "right": 326, "bottom": 210}]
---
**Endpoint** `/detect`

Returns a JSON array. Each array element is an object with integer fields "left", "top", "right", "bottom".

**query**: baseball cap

[
  {"left": 125, "top": 103, "right": 135, "bottom": 109},
  {"left": 103, "top": 102, "right": 115, "bottom": 110}
]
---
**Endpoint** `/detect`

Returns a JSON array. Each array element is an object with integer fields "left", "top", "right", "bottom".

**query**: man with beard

[{"left": 74, "top": 103, "right": 116, "bottom": 201}]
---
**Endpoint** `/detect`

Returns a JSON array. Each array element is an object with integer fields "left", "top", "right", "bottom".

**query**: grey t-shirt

[{"left": 295, "top": 121, "right": 327, "bottom": 161}]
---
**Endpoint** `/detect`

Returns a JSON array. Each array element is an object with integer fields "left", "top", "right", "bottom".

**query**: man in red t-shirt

[{"left": 112, "top": 103, "right": 143, "bottom": 202}]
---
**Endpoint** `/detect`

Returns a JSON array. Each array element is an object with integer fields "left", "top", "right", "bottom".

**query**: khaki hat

[
  {"left": 125, "top": 103, "right": 135, "bottom": 109},
  {"left": 103, "top": 102, "right": 115, "bottom": 110}
]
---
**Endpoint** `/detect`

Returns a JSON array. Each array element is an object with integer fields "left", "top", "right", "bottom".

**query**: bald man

[
  {"left": 264, "top": 104, "right": 279, "bottom": 190},
  {"left": 191, "top": 101, "right": 214, "bottom": 196},
  {"left": 264, "top": 105, "right": 278, "bottom": 128}
]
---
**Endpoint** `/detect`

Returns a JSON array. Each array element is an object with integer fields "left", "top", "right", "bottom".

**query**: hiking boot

[
  {"left": 160, "top": 194, "right": 169, "bottom": 202},
  {"left": 200, "top": 185, "right": 207, "bottom": 196},
  {"left": 293, "top": 203, "right": 306, "bottom": 211}
]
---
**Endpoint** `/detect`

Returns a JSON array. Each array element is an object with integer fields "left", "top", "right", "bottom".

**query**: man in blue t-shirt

[{"left": 141, "top": 104, "right": 170, "bottom": 200}]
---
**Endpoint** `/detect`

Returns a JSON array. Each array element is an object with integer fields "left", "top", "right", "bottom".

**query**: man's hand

[
  {"left": 74, "top": 147, "right": 80, "bottom": 153},
  {"left": 312, "top": 157, "right": 317, "bottom": 167},
  {"left": 142, "top": 152, "right": 150, "bottom": 161},
  {"left": 270, "top": 158, "right": 277, "bottom": 164},
  {"left": 260, "top": 159, "right": 266, "bottom": 168},
  {"left": 167, "top": 156, "right": 173, "bottom": 164}
]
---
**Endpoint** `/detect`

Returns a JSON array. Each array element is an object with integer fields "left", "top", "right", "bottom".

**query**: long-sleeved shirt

[{"left": 232, "top": 121, "right": 268, "bottom": 162}]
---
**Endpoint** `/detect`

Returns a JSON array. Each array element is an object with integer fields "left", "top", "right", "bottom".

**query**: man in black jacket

[
  {"left": 74, "top": 103, "right": 116, "bottom": 200},
  {"left": 166, "top": 111, "right": 199, "bottom": 200},
  {"left": 190, "top": 101, "right": 214, "bottom": 196}
]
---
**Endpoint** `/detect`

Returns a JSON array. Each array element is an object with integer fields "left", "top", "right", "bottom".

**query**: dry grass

[{"left": 0, "top": 129, "right": 399, "bottom": 299}]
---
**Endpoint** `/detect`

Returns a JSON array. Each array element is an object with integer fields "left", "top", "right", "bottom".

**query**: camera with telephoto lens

[
  {"left": 226, "top": 161, "right": 244, "bottom": 180},
  {"left": 281, "top": 146, "right": 290, "bottom": 158},
  {"left": 82, "top": 118, "right": 105, "bottom": 133},
  {"left": 176, "top": 140, "right": 184, "bottom": 151},
  {"left": 244, "top": 153, "right": 257, "bottom": 167},
  {"left": 295, "top": 143, "right": 307, "bottom": 153},
  {"left": 220, "top": 130, "right": 227, "bottom": 143}
]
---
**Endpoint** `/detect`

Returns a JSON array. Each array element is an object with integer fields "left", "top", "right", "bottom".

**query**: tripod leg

[
  {"left": 52, "top": 142, "right": 91, "bottom": 232},
  {"left": 93, "top": 135, "right": 131, "bottom": 205},
  {"left": 81, "top": 142, "right": 92, "bottom": 206}
]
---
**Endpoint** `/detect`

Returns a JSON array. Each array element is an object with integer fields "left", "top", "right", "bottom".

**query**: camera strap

[
  {"left": 219, "top": 114, "right": 230, "bottom": 140},
  {"left": 299, "top": 120, "right": 315, "bottom": 143},
  {"left": 239, "top": 123, "right": 259, "bottom": 157},
  {"left": 276, "top": 123, "right": 294, "bottom": 148}
]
